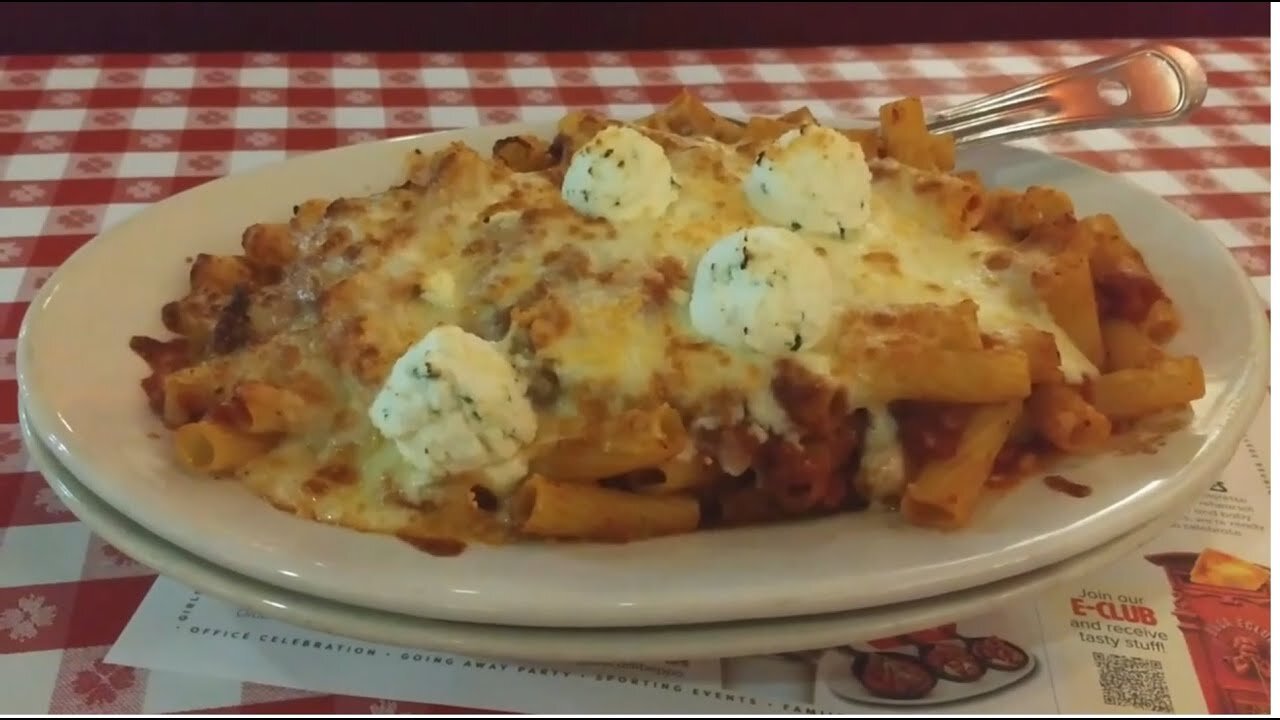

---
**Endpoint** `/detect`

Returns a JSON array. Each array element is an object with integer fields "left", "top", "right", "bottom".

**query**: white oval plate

[
  {"left": 23, "top": 402, "right": 1199, "bottom": 663},
  {"left": 16, "top": 122, "right": 1269, "bottom": 629}
]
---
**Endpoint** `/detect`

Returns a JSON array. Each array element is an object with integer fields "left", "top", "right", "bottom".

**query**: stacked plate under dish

[{"left": 16, "top": 124, "right": 1269, "bottom": 663}]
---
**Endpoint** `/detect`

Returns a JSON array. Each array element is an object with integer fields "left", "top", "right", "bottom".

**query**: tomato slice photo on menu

[{"left": 814, "top": 619, "right": 1039, "bottom": 707}]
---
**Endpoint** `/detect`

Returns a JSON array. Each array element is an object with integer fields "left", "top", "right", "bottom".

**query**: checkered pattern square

[{"left": 0, "top": 37, "right": 1269, "bottom": 713}]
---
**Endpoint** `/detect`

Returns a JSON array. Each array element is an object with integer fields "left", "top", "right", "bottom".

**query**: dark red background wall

[{"left": 0, "top": 2, "right": 1269, "bottom": 54}]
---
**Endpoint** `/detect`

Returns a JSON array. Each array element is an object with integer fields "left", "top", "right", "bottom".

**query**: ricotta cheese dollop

[
  {"left": 562, "top": 125, "right": 678, "bottom": 222},
  {"left": 744, "top": 124, "right": 873, "bottom": 238},
  {"left": 368, "top": 325, "right": 537, "bottom": 500},
  {"left": 689, "top": 226, "right": 834, "bottom": 355}
]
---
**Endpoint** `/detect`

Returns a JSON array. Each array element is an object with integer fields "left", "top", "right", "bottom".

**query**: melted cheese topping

[
  {"left": 174, "top": 121, "right": 1101, "bottom": 538},
  {"left": 825, "top": 183, "right": 1097, "bottom": 387},
  {"left": 857, "top": 407, "right": 906, "bottom": 505}
]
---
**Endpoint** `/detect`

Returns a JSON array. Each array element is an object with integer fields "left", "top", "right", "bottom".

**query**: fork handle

[{"left": 928, "top": 43, "right": 1209, "bottom": 147}]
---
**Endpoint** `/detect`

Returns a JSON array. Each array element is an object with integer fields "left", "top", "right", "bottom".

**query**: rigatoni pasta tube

[
  {"left": 1032, "top": 250, "right": 1106, "bottom": 368},
  {"left": 173, "top": 420, "right": 278, "bottom": 475},
  {"left": 1101, "top": 319, "right": 1165, "bottom": 371},
  {"left": 834, "top": 301, "right": 982, "bottom": 359},
  {"left": 928, "top": 132, "right": 957, "bottom": 174},
  {"left": 223, "top": 381, "right": 309, "bottom": 434},
  {"left": 985, "top": 326, "right": 1065, "bottom": 384},
  {"left": 513, "top": 475, "right": 700, "bottom": 542},
  {"left": 1027, "top": 384, "right": 1112, "bottom": 452},
  {"left": 861, "top": 348, "right": 1031, "bottom": 404},
  {"left": 741, "top": 116, "right": 793, "bottom": 145},
  {"left": 892, "top": 300, "right": 983, "bottom": 350},
  {"left": 641, "top": 89, "right": 745, "bottom": 142},
  {"left": 636, "top": 453, "right": 722, "bottom": 496},
  {"left": 878, "top": 97, "right": 934, "bottom": 171},
  {"left": 241, "top": 222, "right": 297, "bottom": 267},
  {"left": 1086, "top": 214, "right": 1152, "bottom": 286},
  {"left": 1140, "top": 298, "right": 1181, "bottom": 344},
  {"left": 842, "top": 127, "right": 880, "bottom": 160},
  {"left": 1088, "top": 357, "right": 1206, "bottom": 420},
  {"left": 901, "top": 400, "right": 1021, "bottom": 530},
  {"left": 983, "top": 186, "right": 1072, "bottom": 237},
  {"left": 530, "top": 404, "right": 688, "bottom": 482},
  {"left": 1020, "top": 186, "right": 1075, "bottom": 227},
  {"left": 1085, "top": 214, "right": 1164, "bottom": 323},
  {"left": 161, "top": 365, "right": 227, "bottom": 427},
  {"left": 188, "top": 253, "right": 253, "bottom": 293}
]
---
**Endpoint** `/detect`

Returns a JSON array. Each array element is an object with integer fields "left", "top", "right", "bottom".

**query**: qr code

[{"left": 1093, "top": 651, "right": 1175, "bottom": 713}]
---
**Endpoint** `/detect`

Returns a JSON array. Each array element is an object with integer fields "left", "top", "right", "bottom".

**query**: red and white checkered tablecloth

[{"left": 0, "top": 37, "right": 1269, "bottom": 714}]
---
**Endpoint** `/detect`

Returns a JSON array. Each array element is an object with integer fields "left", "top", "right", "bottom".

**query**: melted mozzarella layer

[
  {"left": 255, "top": 123, "right": 1099, "bottom": 517},
  {"left": 857, "top": 407, "right": 906, "bottom": 505},
  {"left": 817, "top": 191, "right": 1097, "bottom": 386}
]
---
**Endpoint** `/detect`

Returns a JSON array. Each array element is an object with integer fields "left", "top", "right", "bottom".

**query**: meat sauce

[
  {"left": 1043, "top": 474, "right": 1092, "bottom": 498},
  {"left": 397, "top": 535, "right": 467, "bottom": 557}
]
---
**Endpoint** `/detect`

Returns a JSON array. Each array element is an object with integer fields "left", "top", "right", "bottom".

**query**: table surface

[{"left": 0, "top": 37, "right": 1270, "bottom": 714}]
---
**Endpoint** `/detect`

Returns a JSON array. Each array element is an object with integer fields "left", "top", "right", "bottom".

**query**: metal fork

[{"left": 928, "top": 43, "right": 1209, "bottom": 147}]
